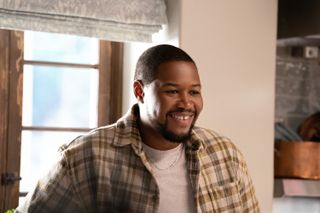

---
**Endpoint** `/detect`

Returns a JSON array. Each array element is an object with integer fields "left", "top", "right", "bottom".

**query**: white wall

[{"left": 179, "top": 1, "right": 277, "bottom": 212}]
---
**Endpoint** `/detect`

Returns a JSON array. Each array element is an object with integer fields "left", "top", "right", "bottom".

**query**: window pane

[
  {"left": 22, "top": 65, "right": 98, "bottom": 128},
  {"left": 24, "top": 31, "right": 99, "bottom": 64},
  {"left": 19, "top": 130, "right": 83, "bottom": 193}
]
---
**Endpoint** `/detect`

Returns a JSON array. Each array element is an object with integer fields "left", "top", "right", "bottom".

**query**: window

[{"left": 0, "top": 30, "right": 123, "bottom": 211}]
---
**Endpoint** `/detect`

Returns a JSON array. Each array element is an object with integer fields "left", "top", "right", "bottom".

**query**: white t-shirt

[{"left": 142, "top": 143, "right": 197, "bottom": 213}]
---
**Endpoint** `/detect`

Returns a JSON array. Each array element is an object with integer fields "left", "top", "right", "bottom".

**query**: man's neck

[{"left": 139, "top": 121, "right": 180, "bottom": 151}]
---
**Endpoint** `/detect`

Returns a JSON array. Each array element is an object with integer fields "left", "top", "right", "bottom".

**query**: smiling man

[
  {"left": 136, "top": 59, "right": 202, "bottom": 149},
  {"left": 16, "top": 44, "right": 260, "bottom": 213}
]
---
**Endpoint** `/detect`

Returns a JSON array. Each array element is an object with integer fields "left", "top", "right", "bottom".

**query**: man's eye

[
  {"left": 165, "top": 90, "right": 178, "bottom": 94},
  {"left": 190, "top": 90, "right": 200, "bottom": 96}
]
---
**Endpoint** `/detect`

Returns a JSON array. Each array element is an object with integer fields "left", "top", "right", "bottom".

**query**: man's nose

[{"left": 178, "top": 92, "right": 192, "bottom": 108}]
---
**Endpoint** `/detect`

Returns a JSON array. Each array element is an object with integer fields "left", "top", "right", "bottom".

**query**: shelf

[{"left": 274, "top": 178, "right": 320, "bottom": 198}]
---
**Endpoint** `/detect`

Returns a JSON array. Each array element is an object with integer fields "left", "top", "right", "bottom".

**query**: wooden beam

[
  {"left": 97, "top": 41, "right": 123, "bottom": 126},
  {"left": 109, "top": 42, "right": 123, "bottom": 123},
  {"left": 0, "top": 29, "right": 10, "bottom": 213},
  {"left": 4, "top": 31, "right": 24, "bottom": 210},
  {"left": 98, "top": 41, "right": 112, "bottom": 126}
]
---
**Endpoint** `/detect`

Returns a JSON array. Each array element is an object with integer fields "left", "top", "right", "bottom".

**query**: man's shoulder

[
  {"left": 193, "top": 127, "right": 246, "bottom": 178},
  {"left": 59, "top": 123, "right": 118, "bottom": 153},
  {"left": 192, "top": 126, "right": 240, "bottom": 154},
  {"left": 193, "top": 127, "right": 232, "bottom": 144}
]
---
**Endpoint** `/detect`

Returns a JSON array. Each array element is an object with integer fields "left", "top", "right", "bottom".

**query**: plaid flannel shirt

[{"left": 16, "top": 104, "right": 260, "bottom": 213}]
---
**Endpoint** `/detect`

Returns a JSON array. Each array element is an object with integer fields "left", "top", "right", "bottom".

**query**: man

[{"left": 16, "top": 44, "right": 260, "bottom": 212}]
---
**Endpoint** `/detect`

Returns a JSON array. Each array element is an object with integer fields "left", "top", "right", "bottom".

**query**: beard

[
  {"left": 156, "top": 122, "right": 194, "bottom": 143},
  {"left": 144, "top": 105, "right": 198, "bottom": 143},
  {"left": 153, "top": 112, "right": 197, "bottom": 143}
]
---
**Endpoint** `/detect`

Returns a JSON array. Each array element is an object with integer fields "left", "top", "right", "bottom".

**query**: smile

[
  {"left": 170, "top": 114, "right": 193, "bottom": 120},
  {"left": 168, "top": 111, "right": 195, "bottom": 121}
]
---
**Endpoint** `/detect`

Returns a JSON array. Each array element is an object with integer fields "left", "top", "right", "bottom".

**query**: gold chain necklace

[{"left": 149, "top": 145, "right": 184, "bottom": 170}]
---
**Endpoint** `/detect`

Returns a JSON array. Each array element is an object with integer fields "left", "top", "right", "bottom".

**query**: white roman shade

[{"left": 0, "top": 0, "right": 167, "bottom": 42}]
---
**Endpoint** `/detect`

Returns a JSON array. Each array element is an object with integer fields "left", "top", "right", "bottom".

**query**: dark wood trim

[
  {"left": 0, "top": 30, "right": 23, "bottom": 211},
  {"left": 97, "top": 41, "right": 123, "bottom": 126},
  {"left": 24, "top": 60, "right": 98, "bottom": 69},
  {"left": 0, "top": 29, "right": 10, "bottom": 213},
  {"left": 22, "top": 126, "right": 91, "bottom": 132},
  {"left": 98, "top": 41, "right": 112, "bottom": 126},
  {"left": 109, "top": 42, "right": 123, "bottom": 124},
  {"left": 1, "top": 31, "right": 23, "bottom": 211}
]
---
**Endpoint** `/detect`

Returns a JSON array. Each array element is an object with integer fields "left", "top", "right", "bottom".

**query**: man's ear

[{"left": 133, "top": 81, "right": 144, "bottom": 103}]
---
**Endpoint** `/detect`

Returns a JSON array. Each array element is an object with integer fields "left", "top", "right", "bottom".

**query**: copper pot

[{"left": 274, "top": 141, "right": 320, "bottom": 180}]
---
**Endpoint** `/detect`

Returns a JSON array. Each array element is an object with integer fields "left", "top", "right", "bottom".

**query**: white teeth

[{"left": 171, "top": 114, "right": 191, "bottom": 120}]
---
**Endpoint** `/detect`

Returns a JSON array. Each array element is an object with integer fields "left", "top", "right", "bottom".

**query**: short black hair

[{"left": 134, "top": 44, "right": 196, "bottom": 85}]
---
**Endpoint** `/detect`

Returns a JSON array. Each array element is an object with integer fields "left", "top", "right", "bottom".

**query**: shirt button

[
  {"left": 153, "top": 194, "right": 158, "bottom": 201},
  {"left": 191, "top": 142, "right": 200, "bottom": 150}
]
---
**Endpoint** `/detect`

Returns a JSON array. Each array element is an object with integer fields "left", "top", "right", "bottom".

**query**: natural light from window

[{"left": 20, "top": 31, "right": 99, "bottom": 203}]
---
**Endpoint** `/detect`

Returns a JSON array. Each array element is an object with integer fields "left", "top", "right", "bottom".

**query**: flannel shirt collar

[{"left": 112, "top": 104, "right": 207, "bottom": 151}]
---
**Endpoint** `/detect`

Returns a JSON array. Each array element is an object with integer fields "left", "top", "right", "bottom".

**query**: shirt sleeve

[
  {"left": 15, "top": 153, "right": 82, "bottom": 213},
  {"left": 236, "top": 149, "right": 260, "bottom": 213}
]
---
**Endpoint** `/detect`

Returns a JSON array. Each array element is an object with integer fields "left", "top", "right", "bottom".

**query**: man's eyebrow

[{"left": 161, "top": 82, "right": 201, "bottom": 88}]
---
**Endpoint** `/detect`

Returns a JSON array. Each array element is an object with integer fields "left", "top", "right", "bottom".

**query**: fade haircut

[{"left": 134, "top": 44, "right": 196, "bottom": 85}]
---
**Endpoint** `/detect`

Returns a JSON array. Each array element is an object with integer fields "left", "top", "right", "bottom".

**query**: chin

[
  {"left": 162, "top": 129, "right": 193, "bottom": 143},
  {"left": 155, "top": 121, "right": 195, "bottom": 143}
]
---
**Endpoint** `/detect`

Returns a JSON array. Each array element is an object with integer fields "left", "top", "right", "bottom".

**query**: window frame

[
  {"left": 0, "top": 30, "right": 123, "bottom": 211},
  {"left": 0, "top": 30, "right": 23, "bottom": 212}
]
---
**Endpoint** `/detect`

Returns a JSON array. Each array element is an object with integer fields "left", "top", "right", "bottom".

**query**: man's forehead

[
  {"left": 154, "top": 80, "right": 202, "bottom": 88},
  {"left": 156, "top": 61, "right": 199, "bottom": 76}
]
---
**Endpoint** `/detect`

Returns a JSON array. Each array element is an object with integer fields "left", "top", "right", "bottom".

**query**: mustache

[{"left": 167, "top": 108, "right": 196, "bottom": 114}]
